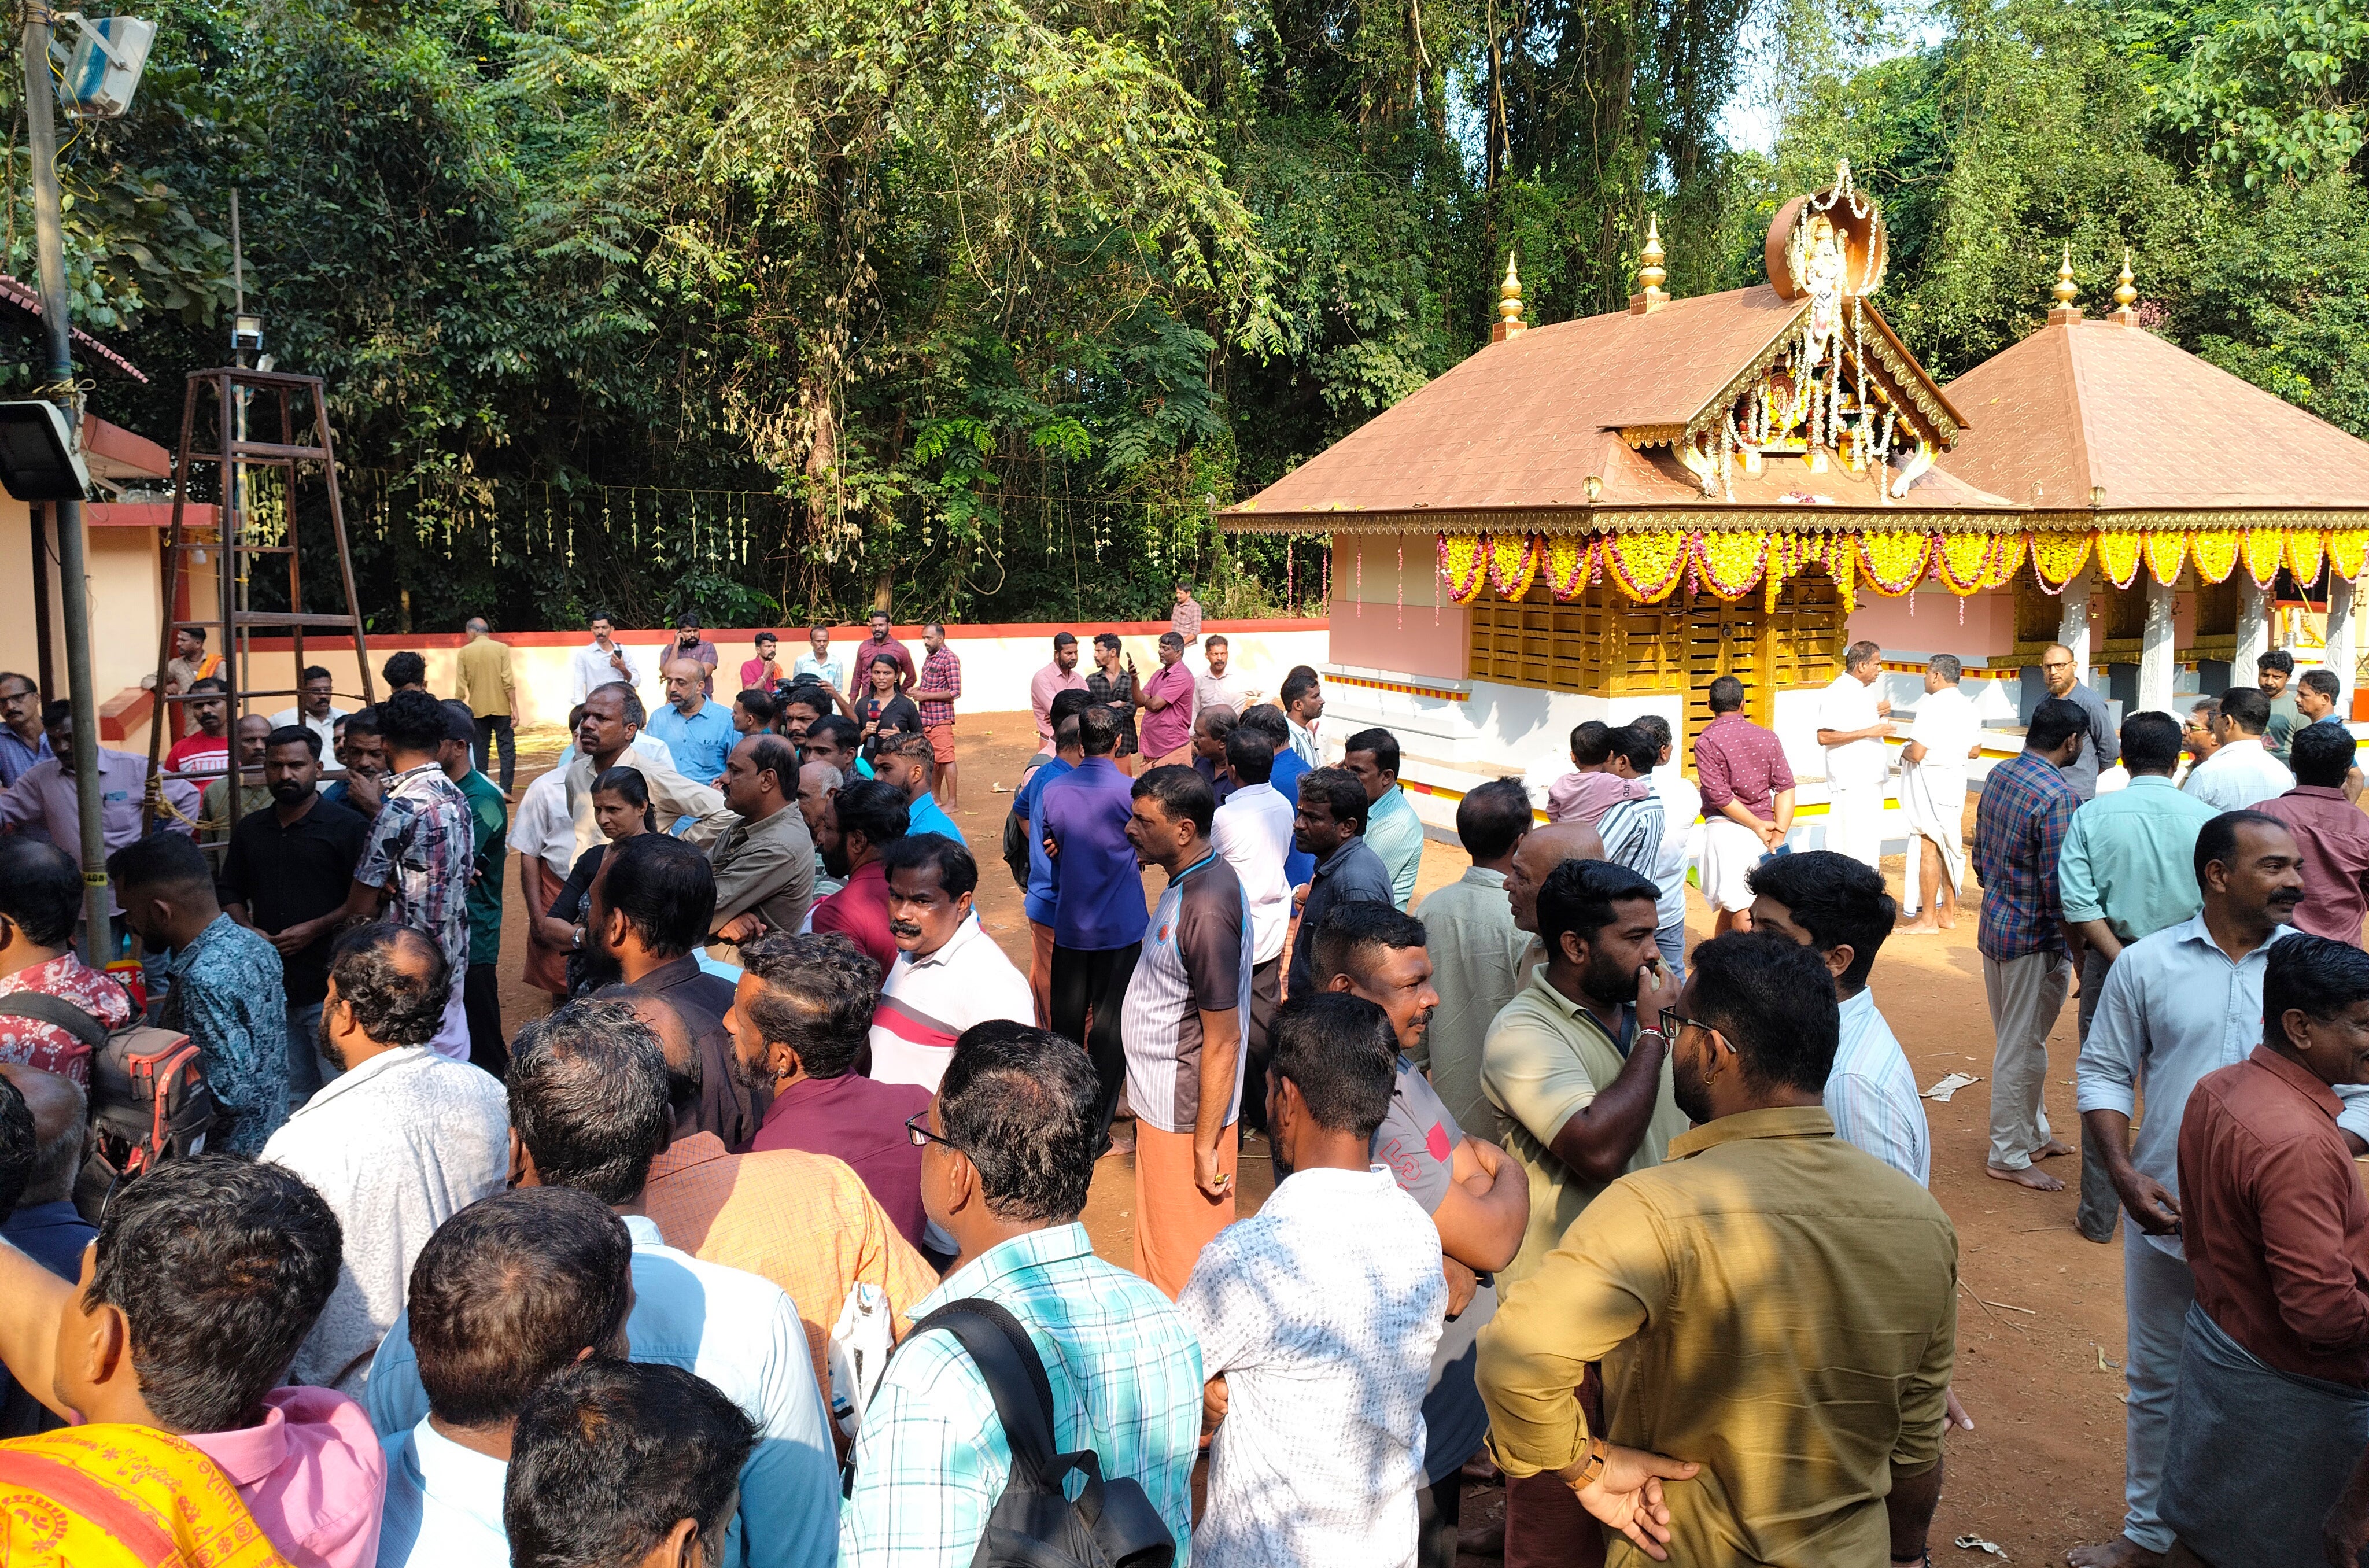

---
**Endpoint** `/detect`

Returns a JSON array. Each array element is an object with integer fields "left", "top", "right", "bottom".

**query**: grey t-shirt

[
  {"left": 1374, "top": 1055, "right": 1494, "bottom": 1484},
  {"left": 2056, "top": 680, "right": 2120, "bottom": 802}
]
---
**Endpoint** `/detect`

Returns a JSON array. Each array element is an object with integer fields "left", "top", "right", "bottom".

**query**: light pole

[{"left": 21, "top": 5, "right": 114, "bottom": 959}]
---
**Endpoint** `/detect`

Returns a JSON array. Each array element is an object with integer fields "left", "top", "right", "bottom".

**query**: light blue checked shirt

[
  {"left": 367, "top": 1214, "right": 837, "bottom": 1568},
  {"left": 1824, "top": 987, "right": 1930, "bottom": 1187},
  {"left": 840, "top": 1222, "right": 1204, "bottom": 1567}
]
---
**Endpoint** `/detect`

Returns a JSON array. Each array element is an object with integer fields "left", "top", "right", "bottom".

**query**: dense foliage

[{"left": 3, "top": 0, "right": 2366, "bottom": 630}]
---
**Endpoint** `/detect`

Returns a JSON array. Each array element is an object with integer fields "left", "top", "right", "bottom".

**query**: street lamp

[{"left": 0, "top": 399, "right": 90, "bottom": 500}]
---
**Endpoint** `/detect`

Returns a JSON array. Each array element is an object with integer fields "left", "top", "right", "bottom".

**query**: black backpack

[
  {"left": 0, "top": 993, "right": 219, "bottom": 1221},
  {"left": 880, "top": 1298, "right": 1176, "bottom": 1568}
]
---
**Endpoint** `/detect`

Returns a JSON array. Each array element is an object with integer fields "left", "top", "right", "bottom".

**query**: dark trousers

[
  {"left": 1416, "top": 1470, "right": 1465, "bottom": 1568},
  {"left": 1239, "top": 955, "right": 1282, "bottom": 1134},
  {"left": 1504, "top": 1366, "right": 1607, "bottom": 1568},
  {"left": 2075, "top": 944, "right": 2121, "bottom": 1243},
  {"left": 1049, "top": 942, "right": 1139, "bottom": 1139},
  {"left": 464, "top": 964, "right": 508, "bottom": 1080},
  {"left": 473, "top": 715, "right": 516, "bottom": 792}
]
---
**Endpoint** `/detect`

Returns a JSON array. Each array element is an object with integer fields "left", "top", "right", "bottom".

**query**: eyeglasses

[
  {"left": 904, "top": 1110, "right": 960, "bottom": 1154},
  {"left": 1658, "top": 1007, "right": 1703, "bottom": 1040}
]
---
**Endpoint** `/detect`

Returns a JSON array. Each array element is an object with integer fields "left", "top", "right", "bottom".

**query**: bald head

[
  {"left": 1507, "top": 821, "right": 1608, "bottom": 934},
  {"left": 797, "top": 759, "right": 843, "bottom": 833},
  {"left": 324, "top": 923, "right": 452, "bottom": 1071},
  {"left": 1, "top": 1063, "right": 84, "bottom": 1205},
  {"left": 663, "top": 658, "right": 710, "bottom": 714},
  {"left": 622, "top": 994, "right": 703, "bottom": 1131}
]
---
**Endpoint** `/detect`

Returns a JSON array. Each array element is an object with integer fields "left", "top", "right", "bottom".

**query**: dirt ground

[{"left": 493, "top": 713, "right": 2127, "bottom": 1566}]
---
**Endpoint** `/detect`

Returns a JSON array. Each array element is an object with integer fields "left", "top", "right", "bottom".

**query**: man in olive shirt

[
  {"left": 707, "top": 734, "right": 817, "bottom": 957},
  {"left": 455, "top": 617, "right": 518, "bottom": 794},
  {"left": 1478, "top": 933, "right": 1957, "bottom": 1568}
]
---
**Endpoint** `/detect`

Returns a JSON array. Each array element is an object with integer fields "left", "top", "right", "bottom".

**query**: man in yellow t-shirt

[{"left": 453, "top": 617, "right": 517, "bottom": 795}]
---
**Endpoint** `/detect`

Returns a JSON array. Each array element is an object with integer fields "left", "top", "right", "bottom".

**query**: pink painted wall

[
  {"left": 1846, "top": 583, "right": 2017, "bottom": 662},
  {"left": 1329, "top": 535, "right": 1470, "bottom": 678}
]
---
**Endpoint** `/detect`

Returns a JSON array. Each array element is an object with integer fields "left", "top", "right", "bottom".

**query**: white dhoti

[
  {"left": 1825, "top": 780, "right": 1885, "bottom": 870},
  {"left": 1696, "top": 817, "right": 1769, "bottom": 913},
  {"left": 1897, "top": 762, "right": 1966, "bottom": 914}
]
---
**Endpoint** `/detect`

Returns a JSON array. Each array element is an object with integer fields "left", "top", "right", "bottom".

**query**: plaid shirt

[
  {"left": 355, "top": 762, "right": 476, "bottom": 982},
  {"left": 840, "top": 1222, "right": 1204, "bottom": 1567},
  {"left": 1972, "top": 750, "right": 2079, "bottom": 961},
  {"left": 914, "top": 647, "right": 962, "bottom": 728}
]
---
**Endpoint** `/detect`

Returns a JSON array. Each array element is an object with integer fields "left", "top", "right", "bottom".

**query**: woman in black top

[
  {"left": 533, "top": 766, "right": 654, "bottom": 995},
  {"left": 855, "top": 653, "right": 922, "bottom": 766}
]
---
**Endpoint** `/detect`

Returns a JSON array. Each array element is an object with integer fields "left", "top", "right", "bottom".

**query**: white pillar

[
  {"left": 2235, "top": 577, "right": 2270, "bottom": 681},
  {"left": 2057, "top": 567, "right": 2094, "bottom": 688},
  {"left": 2329, "top": 573, "right": 2360, "bottom": 702},
  {"left": 2139, "top": 574, "right": 2176, "bottom": 713}
]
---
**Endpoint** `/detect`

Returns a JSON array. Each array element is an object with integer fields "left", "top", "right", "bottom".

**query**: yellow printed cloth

[{"left": 0, "top": 1424, "right": 291, "bottom": 1568}]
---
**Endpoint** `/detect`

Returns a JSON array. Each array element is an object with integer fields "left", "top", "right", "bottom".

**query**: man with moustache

[
  {"left": 1478, "top": 933, "right": 1957, "bottom": 1568},
  {"left": 2071, "top": 811, "right": 2333, "bottom": 1568},
  {"left": 196, "top": 714, "right": 276, "bottom": 846},
  {"left": 219, "top": 725, "right": 368, "bottom": 1105},
  {"left": 868, "top": 835, "right": 1032, "bottom": 1094},
  {"left": 810, "top": 779, "right": 909, "bottom": 975}
]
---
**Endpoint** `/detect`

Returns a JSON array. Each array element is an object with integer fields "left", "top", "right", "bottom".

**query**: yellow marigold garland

[
  {"left": 1542, "top": 536, "right": 1596, "bottom": 600},
  {"left": 2190, "top": 530, "right": 2239, "bottom": 584},
  {"left": 2287, "top": 530, "right": 2327, "bottom": 589},
  {"left": 2242, "top": 527, "right": 2285, "bottom": 589},
  {"left": 1486, "top": 534, "right": 1541, "bottom": 600},
  {"left": 1982, "top": 532, "right": 2027, "bottom": 588},
  {"left": 2030, "top": 532, "right": 2093, "bottom": 591},
  {"left": 1830, "top": 544, "right": 1857, "bottom": 614},
  {"left": 2144, "top": 530, "right": 2187, "bottom": 587},
  {"left": 2330, "top": 530, "right": 2369, "bottom": 582},
  {"left": 1438, "top": 534, "right": 1487, "bottom": 606},
  {"left": 1933, "top": 534, "right": 1992, "bottom": 595},
  {"left": 2094, "top": 531, "right": 2143, "bottom": 590},
  {"left": 1763, "top": 547, "right": 1791, "bottom": 612},
  {"left": 1857, "top": 532, "right": 1933, "bottom": 597},
  {"left": 1605, "top": 533, "right": 1689, "bottom": 602},
  {"left": 1696, "top": 532, "right": 1769, "bottom": 600}
]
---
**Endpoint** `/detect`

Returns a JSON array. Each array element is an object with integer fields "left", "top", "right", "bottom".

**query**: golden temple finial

[
  {"left": 1630, "top": 214, "right": 1670, "bottom": 315},
  {"left": 1492, "top": 253, "right": 1526, "bottom": 343},
  {"left": 2110, "top": 248, "right": 2139, "bottom": 326},
  {"left": 2049, "top": 242, "right": 2084, "bottom": 324}
]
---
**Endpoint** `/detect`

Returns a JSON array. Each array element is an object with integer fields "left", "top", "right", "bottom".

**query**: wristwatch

[{"left": 1573, "top": 1436, "right": 1609, "bottom": 1489}]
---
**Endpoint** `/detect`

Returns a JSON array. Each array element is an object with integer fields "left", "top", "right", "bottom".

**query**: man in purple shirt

[
  {"left": 0, "top": 1154, "right": 388, "bottom": 1568},
  {"left": 1138, "top": 630, "right": 1198, "bottom": 768},
  {"left": 726, "top": 932, "right": 932, "bottom": 1246},
  {"left": 1692, "top": 675, "right": 1795, "bottom": 935},
  {"left": 1041, "top": 704, "right": 1152, "bottom": 1145},
  {"left": 2259, "top": 720, "right": 2369, "bottom": 944}
]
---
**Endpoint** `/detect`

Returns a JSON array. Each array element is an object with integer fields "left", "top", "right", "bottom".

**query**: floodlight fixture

[
  {"left": 57, "top": 14, "right": 155, "bottom": 119},
  {"left": 0, "top": 401, "right": 91, "bottom": 501},
  {"left": 233, "top": 313, "right": 264, "bottom": 353}
]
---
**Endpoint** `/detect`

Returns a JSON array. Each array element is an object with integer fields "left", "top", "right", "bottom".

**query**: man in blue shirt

[
  {"left": 375, "top": 1187, "right": 633, "bottom": 1568},
  {"left": 1041, "top": 706, "right": 1151, "bottom": 1145},
  {"left": 877, "top": 732, "right": 967, "bottom": 845},
  {"left": 367, "top": 999, "right": 839, "bottom": 1568},
  {"left": 1017, "top": 692, "right": 1093, "bottom": 1025},
  {"left": 1342, "top": 727, "right": 1425, "bottom": 910},
  {"left": 1284, "top": 767, "right": 1394, "bottom": 1002},
  {"left": 647, "top": 658, "right": 739, "bottom": 787}
]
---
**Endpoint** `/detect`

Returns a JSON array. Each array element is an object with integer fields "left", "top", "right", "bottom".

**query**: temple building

[{"left": 1222, "top": 165, "right": 2369, "bottom": 838}]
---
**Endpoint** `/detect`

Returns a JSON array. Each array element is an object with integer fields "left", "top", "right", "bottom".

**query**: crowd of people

[{"left": 0, "top": 595, "right": 2363, "bottom": 1568}]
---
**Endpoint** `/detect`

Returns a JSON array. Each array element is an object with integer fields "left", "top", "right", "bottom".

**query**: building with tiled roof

[{"left": 1221, "top": 169, "right": 2369, "bottom": 848}]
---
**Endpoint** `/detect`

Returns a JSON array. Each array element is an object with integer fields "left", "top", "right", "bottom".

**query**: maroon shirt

[
  {"left": 2178, "top": 1046, "right": 2369, "bottom": 1386},
  {"left": 744, "top": 1073, "right": 933, "bottom": 1246},
  {"left": 857, "top": 634, "right": 917, "bottom": 692},
  {"left": 2258, "top": 784, "right": 2369, "bottom": 943},
  {"left": 1693, "top": 711, "right": 1796, "bottom": 820},
  {"left": 813, "top": 859, "right": 898, "bottom": 975}
]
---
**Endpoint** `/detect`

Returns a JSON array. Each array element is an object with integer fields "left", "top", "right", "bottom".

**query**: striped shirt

[
  {"left": 1595, "top": 791, "right": 1666, "bottom": 888},
  {"left": 1825, "top": 988, "right": 1929, "bottom": 1186},
  {"left": 1121, "top": 851, "right": 1253, "bottom": 1134},
  {"left": 841, "top": 1222, "right": 1204, "bottom": 1567},
  {"left": 868, "top": 918, "right": 1035, "bottom": 1093}
]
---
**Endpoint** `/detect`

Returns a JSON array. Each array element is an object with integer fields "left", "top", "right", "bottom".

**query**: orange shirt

[{"left": 643, "top": 1132, "right": 940, "bottom": 1387}]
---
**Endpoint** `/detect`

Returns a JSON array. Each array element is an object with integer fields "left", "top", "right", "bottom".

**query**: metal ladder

[{"left": 142, "top": 367, "right": 375, "bottom": 839}]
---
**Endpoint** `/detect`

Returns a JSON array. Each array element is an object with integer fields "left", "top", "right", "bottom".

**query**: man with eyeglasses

[
  {"left": 2178, "top": 699, "right": 2220, "bottom": 785},
  {"left": 2036, "top": 642, "right": 2119, "bottom": 802},
  {"left": 0, "top": 672, "right": 50, "bottom": 788}
]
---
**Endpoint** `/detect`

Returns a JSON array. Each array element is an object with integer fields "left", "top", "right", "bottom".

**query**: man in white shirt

[
  {"left": 869, "top": 835, "right": 1033, "bottom": 1091},
  {"left": 1195, "top": 633, "right": 1261, "bottom": 713},
  {"left": 1282, "top": 666, "right": 1324, "bottom": 766},
  {"left": 269, "top": 665, "right": 348, "bottom": 763},
  {"left": 1897, "top": 654, "right": 1986, "bottom": 931},
  {"left": 1630, "top": 715, "right": 1700, "bottom": 977},
  {"left": 374, "top": 1187, "right": 633, "bottom": 1568},
  {"left": 569, "top": 611, "right": 645, "bottom": 706},
  {"left": 1815, "top": 640, "right": 1893, "bottom": 870},
  {"left": 1210, "top": 728, "right": 1293, "bottom": 1126},
  {"left": 1180, "top": 991, "right": 1445, "bottom": 1568},
  {"left": 562, "top": 684, "right": 737, "bottom": 860},
  {"left": 262, "top": 926, "right": 509, "bottom": 1393},
  {"left": 2182, "top": 685, "right": 2295, "bottom": 811}
]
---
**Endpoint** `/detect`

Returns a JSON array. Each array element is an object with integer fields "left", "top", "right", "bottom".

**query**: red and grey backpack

[{"left": 0, "top": 993, "right": 219, "bottom": 1220}]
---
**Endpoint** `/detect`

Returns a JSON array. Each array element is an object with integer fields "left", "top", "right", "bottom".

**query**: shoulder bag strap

[
  {"left": 902, "top": 1298, "right": 1062, "bottom": 1485},
  {"left": 0, "top": 993, "right": 110, "bottom": 1050}
]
